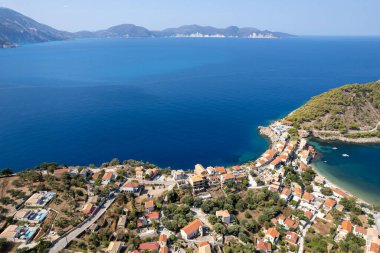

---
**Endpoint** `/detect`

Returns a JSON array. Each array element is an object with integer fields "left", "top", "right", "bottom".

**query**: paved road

[
  {"left": 191, "top": 208, "right": 212, "bottom": 228},
  {"left": 134, "top": 179, "right": 176, "bottom": 186},
  {"left": 49, "top": 193, "right": 117, "bottom": 253},
  {"left": 374, "top": 214, "right": 380, "bottom": 232},
  {"left": 298, "top": 212, "right": 317, "bottom": 253}
]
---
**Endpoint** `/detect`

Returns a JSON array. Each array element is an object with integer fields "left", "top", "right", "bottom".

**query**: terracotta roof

[
  {"left": 181, "top": 219, "right": 203, "bottom": 236},
  {"left": 281, "top": 188, "right": 292, "bottom": 197},
  {"left": 222, "top": 173, "right": 235, "bottom": 180},
  {"left": 355, "top": 225, "right": 367, "bottom": 235},
  {"left": 302, "top": 192, "right": 315, "bottom": 202},
  {"left": 102, "top": 172, "right": 114, "bottom": 181},
  {"left": 54, "top": 168, "right": 69, "bottom": 175},
  {"left": 369, "top": 242, "right": 380, "bottom": 253},
  {"left": 122, "top": 182, "right": 139, "bottom": 188},
  {"left": 266, "top": 227, "right": 280, "bottom": 238},
  {"left": 146, "top": 211, "right": 160, "bottom": 220},
  {"left": 215, "top": 167, "right": 227, "bottom": 174},
  {"left": 145, "top": 200, "right": 155, "bottom": 209},
  {"left": 304, "top": 211, "right": 313, "bottom": 220},
  {"left": 285, "top": 231, "right": 298, "bottom": 244},
  {"left": 284, "top": 218, "right": 299, "bottom": 229},
  {"left": 270, "top": 157, "right": 282, "bottom": 166},
  {"left": 256, "top": 240, "right": 272, "bottom": 252},
  {"left": 295, "top": 187, "right": 303, "bottom": 197},
  {"left": 92, "top": 172, "right": 100, "bottom": 180},
  {"left": 82, "top": 203, "right": 94, "bottom": 214},
  {"left": 324, "top": 198, "right": 337, "bottom": 208},
  {"left": 139, "top": 242, "right": 159, "bottom": 251},
  {"left": 341, "top": 220, "right": 353, "bottom": 233},
  {"left": 198, "top": 242, "right": 211, "bottom": 253},
  {"left": 332, "top": 187, "right": 349, "bottom": 198}
]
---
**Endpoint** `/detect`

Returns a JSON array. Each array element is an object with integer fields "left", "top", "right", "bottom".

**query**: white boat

[
  {"left": 342, "top": 154, "right": 349, "bottom": 157},
  {"left": 332, "top": 147, "right": 338, "bottom": 150}
]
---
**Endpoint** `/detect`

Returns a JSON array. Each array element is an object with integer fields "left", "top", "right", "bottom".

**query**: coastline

[
  {"left": 309, "top": 162, "right": 372, "bottom": 206},
  {"left": 257, "top": 123, "right": 375, "bottom": 206}
]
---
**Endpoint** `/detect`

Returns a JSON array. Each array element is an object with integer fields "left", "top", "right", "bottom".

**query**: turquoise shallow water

[
  {"left": 310, "top": 140, "right": 380, "bottom": 204},
  {"left": 0, "top": 37, "right": 380, "bottom": 203}
]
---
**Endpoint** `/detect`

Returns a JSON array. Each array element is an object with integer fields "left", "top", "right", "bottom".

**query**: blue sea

[{"left": 0, "top": 37, "right": 380, "bottom": 202}]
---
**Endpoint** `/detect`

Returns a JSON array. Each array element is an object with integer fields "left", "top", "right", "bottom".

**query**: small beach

[{"left": 310, "top": 140, "right": 380, "bottom": 205}]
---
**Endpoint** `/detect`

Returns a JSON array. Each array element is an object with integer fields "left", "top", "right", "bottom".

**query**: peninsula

[
  {"left": 0, "top": 7, "right": 294, "bottom": 48},
  {"left": 285, "top": 81, "right": 380, "bottom": 143}
]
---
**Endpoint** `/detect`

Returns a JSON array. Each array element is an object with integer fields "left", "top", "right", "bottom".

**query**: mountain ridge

[{"left": 0, "top": 7, "right": 295, "bottom": 47}]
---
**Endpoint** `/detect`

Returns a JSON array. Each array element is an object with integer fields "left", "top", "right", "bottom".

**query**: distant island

[
  {"left": 285, "top": 81, "right": 380, "bottom": 143},
  {"left": 0, "top": 7, "right": 295, "bottom": 48}
]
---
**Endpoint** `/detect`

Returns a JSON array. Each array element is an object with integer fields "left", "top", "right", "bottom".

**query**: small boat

[
  {"left": 323, "top": 161, "right": 327, "bottom": 163},
  {"left": 342, "top": 154, "right": 349, "bottom": 157},
  {"left": 332, "top": 147, "right": 338, "bottom": 150}
]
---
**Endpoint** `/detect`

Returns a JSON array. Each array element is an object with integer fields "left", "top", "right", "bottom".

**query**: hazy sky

[{"left": 1, "top": 0, "right": 380, "bottom": 35}]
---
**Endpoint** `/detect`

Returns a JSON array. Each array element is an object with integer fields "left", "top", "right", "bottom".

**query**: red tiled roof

[
  {"left": 146, "top": 211, "right": 160, "bottom": 220},
  {"left": 145, "top": 200, "right": 155, "bottom": 209},
  {"left": 369, "top": 242, "right": 380, "bottom": 253},
  {"left": 139, "top": 242, "right": 159, "bottom": 251},
  {"left": 122, "top": 182, "right": 139, "bottom": 188},
  {"left": 102, "top": 172, "right": 114, "bottom": 181},
  {"left": 341, "top": 220, "right": 353, "bottom": 233},
  {"left": 256, "top": 240, "right": 272, "bottom": 252},
  {"left": 324, "top": 198, "right": 337, "bottom": 208},
  {"left": 266, "top": 227, "right": 280, "bottom": 238},
  {"left": 54, "top": 168, "right": 69, "bottom": 175},
  {"left": 181, "top": 219, "right": 203, "bottom": 236},
  {"left": 159, "top": 234, "right": 167, "bottom": 243},
  {"left": 304, "top": 211, "right": 313, "bottom": 220},
  {"left": 281, "top": 188, "right": 292, "bottom": 197},
  {"left": 285, "top": 231, "right": 298, "bottom": 244},
  {"left": 355, "top": 226, "right": 367, "bottom": 235}
]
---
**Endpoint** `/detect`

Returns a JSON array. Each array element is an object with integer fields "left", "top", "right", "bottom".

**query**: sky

[{"left": 1, "top": 0, "right": 380, "bottom": 36}]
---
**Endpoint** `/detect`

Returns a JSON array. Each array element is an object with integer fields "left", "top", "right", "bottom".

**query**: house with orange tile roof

[
  {"left": 353, "top": 225, "right": 367, "bottom": 238},
  {"left": 280, "top": 188, "right": 292, "bottom": 202},
  {"left": 215, "top": 166, "right": 227, "bottom": 175},
  {"left": 304, "top": 211, "right": 313, "bottom": 220},
  {"left": 146, "top": 211, "right": 160, "bottom": 222},
  {"left": 145, "top": 200, "right": 155, "bottom": 213},
  {"left": 265, "top": 227, "right": 280, "bottom": 243},
  {"left": 180, "top": 219, "right": 203, "bottom": 240},
  {"left": 256, "top": 239, "right": 272, "bottom": 252},
  {"left": 283, "top": 218, "right": 299, "bottom": 230},
  {"left": 323, "top": 198, "right": 337, "bottom": 211},
  {"left": 53, "top": 168, "right": 70, "bottom": 177},
  {"left": 102, "top": 172, "right": 115, "bottom": 185},
  {"left": 299, "top": 162, "right": 308, "bottom": 171},
  {"left": 301, "top": 192, "right": 315, "bottom": 203},
  {"left": 285, "top": 231, "right": 299, "bottom": 245},
  {"left": 331, "top": 187, "right": 349, "bottom": 199},
  {"left": 82, "top": 202, "right": 95, "bottom": 215},
  {"left": 340, "top": 220, "right": 353, "bottom": 234},
  {"left": 293, "top": 187, "right": 303, "bottom": 202},
  {"left": 368, "top": 242, "right": 380, "bottom": 253},
  {"left": 139, "top": 242, "right": 160, "bottom": 252},
  {"left": 269, "top": 156, "right": 283, "bottom": 170},
  {"left": 221, "top": 173, "right": 235, "bottom": 185}
]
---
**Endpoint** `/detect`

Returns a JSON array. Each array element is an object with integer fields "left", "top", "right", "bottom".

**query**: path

[
  {"left": 49, "top": 192, "right": 117, "bottom": 253},
  {"left": 298, "top": 213, "right": 317, "bottom": 253}
]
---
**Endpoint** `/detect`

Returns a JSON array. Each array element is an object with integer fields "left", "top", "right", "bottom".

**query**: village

[{"left": 0, "top": 120, "right": 380, "bottom": 253}]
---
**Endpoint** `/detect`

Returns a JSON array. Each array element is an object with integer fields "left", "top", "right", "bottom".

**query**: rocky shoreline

[{"left": 311, "top": 132, "right": 380, "bottom": 144}]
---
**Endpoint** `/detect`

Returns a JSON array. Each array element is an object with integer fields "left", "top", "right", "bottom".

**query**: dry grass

[{"left": 312, "top": 217, "right": 335, "bottom": 236}]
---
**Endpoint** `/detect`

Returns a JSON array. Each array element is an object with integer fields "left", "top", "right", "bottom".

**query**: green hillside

[{"left": 286, "top": 81, "right": 380, "bottom": 134}]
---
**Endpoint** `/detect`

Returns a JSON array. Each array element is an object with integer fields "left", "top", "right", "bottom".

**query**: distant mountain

[
  {"left": 0, "top": 7, "right": 295, "bottom": 48},
  {"left": 0, "top": 7, "right": 71, "bottom": 47},
  {"left": 154, "top": 25, "right": 294, "bottom": 38}
]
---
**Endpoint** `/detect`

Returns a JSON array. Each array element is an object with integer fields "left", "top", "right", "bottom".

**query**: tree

[
  {"left": 0, "top": 168, "right": 13, "bottom": 176},
  {"left": 321, "top": 187, "right": 333, "bottom": 196},
  {"left": 208, "top": 214, "right": 218, "bottom": 225},
  {"left": 244, "top": 219, "right": 260, "bottom": 233},
  {"left": 213, "top": 223, "right": 226, "bottom": 235}
]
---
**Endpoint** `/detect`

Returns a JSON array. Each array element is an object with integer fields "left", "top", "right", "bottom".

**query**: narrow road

[
  {"left": 49, "top": 192, "right": 117, "bottom": 253},
  {"left": 298, "top": 212, "right": 317, "bottom": 253}
]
